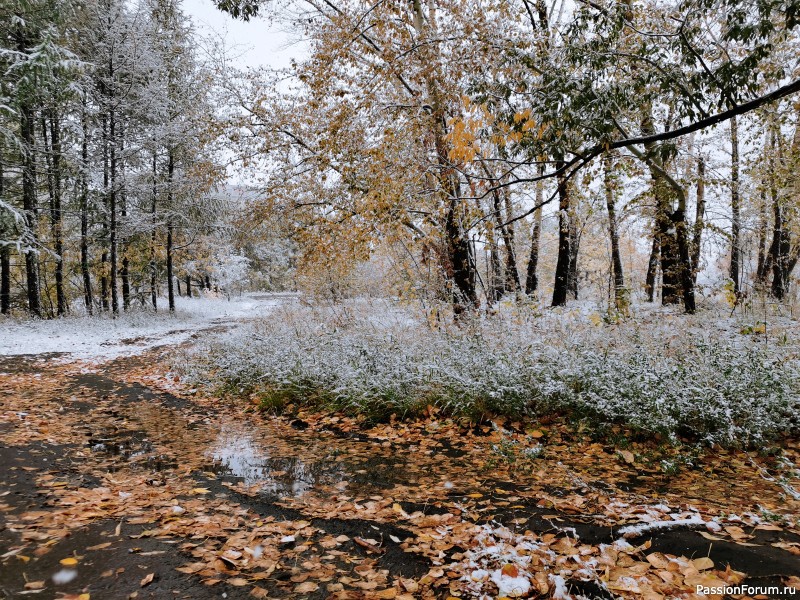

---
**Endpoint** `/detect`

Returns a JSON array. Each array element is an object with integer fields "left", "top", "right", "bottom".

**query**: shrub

[{"left": 179, "top": 301, "right": 800, "bottom": 447}]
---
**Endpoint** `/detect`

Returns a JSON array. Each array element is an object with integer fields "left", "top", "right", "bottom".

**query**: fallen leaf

[
  {"left": 86, "top": 542, "right": 112, "bottom": 551},
  {"left": 23, "top": 581, "right": 45, "bottom": 590},
  {"left": 140, "top": 573, "right": 155, "bottom": 587},
  {"left": 693, "top": 557, "right": 714, "bottom": 570}
]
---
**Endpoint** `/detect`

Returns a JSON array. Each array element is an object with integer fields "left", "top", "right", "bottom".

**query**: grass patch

[{"left": 179, "top": 300, "right": 800, "bottom": 448}]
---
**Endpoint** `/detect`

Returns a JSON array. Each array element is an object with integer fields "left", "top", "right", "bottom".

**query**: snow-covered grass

[
  {"left": 180, "top": 299, "right": 800, "bottom": 448},
  {"left": 0, "top": 293, "right": 287, "bottom": 361}
]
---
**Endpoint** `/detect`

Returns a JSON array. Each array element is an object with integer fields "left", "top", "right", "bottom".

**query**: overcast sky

[{"left": 182, "top": 0, "right": 306, "bottom": 69}]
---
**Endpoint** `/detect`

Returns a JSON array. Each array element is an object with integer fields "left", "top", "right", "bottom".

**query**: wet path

[{"left": 2, "top": 350, "right": 800, "bottom": 599}]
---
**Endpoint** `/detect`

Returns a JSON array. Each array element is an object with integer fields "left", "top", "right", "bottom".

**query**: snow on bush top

[{"left": 181, "top": 299, "right": 800, "bottom": 448}]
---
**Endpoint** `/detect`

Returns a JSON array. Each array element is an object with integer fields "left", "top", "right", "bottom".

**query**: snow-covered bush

[{"left": 181, "top": 301, "right": 800, "bottom": 447}]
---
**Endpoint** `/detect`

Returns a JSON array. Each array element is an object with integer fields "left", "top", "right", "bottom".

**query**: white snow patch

[
  {"left": 0, "top": 293, "right": 290, "bottom": 361},
  {"left": 617, "top": 513, "right": 707, "bottom": 538},
  {"left": 490, "top": 569, "right": 531, "bottom": 597},
  {"left": 52, "top": 569, "right": 78, "bottom": 584}
]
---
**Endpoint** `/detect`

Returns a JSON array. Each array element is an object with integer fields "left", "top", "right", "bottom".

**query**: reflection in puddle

[{"left": 207, "top": 425, "right": 348, "bottom": 496}]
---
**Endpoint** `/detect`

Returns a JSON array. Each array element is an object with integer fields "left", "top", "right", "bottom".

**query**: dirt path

[{"left": 2, "top": 343, "right": 800, "bottom": 599}]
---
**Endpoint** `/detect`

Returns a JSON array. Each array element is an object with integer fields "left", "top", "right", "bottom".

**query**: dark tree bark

[
  {"left": 604, "top": 155, "right": 625, "bottom": 309},
  {"left": 109, "top": 103, "right": 118, "bottom": 315},
  {"left": 80, "top": 104, "right": 93, "bottom": 314},
  {"left": 767, "top": 119, "right": 794, "bottom": 300},
  {"left": 100, "top": 114, "right": 109, "bottom": 311},
  {"left": 756, "top": 189, "right": 769, "bottom": 284},
  {"left": 45, "top": 112, "right": 66, "bottom": 315},
  {"left": 119, "top": 122, "right": 130, "bottom": 310},
  {"left": 185, "top": 274, "right": 192, "bottom": 298},
  {"left": 0, "top": 156, "right": 9, "bottom": 315},
  {"left": 729, "top": 117, "right": 741, "bottom": 292},
  {"left": 645, "top": 226, "right": 660, "bottom": 302},
  {"left": 501, "top": 189, "right": 521, "bottom": 293},
  {"left": 167, "top": 150, "right": 175, "bottom": 313},
  {"left": 653, "top": 179, "right": 680, "bottom": 304},
  {"left": 0, "top": 248, "right": 9, "bottom": 315},
  {"left": 675, "top": 205, "right": 696, "bottom": 313},
  {"left": 150, "top": 151, "right": 158, "bottom": 311},
  {"left": 552, "top": 167, "right": 572, "bottom": 307},
  {"left": 567, "top": 214, "right": 580, "bottom": 300},
  {"left": 692, "top": 158, "right": 705, "bottom": 285},
  {"left": 20, "top": 103, "right": 41, "bottom": 317},
  {"left": 525, "top": 174, "right": 543, "bottom": 295}
]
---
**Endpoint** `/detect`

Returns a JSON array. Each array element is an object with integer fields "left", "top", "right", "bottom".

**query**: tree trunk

[
  {"left": 20, "top": 103, "right": 41, "bottom": 317},
  {"left": 692, "top": 157, "right": 705, "bottom": 285},
  {"left": 109, "top": 105, "right": 118, "bottom": 315},
  {"left": 100, "top": 114, "right": 109, "bottom": 311},
  {"left": 0, "top": 248, "right": 9, "bottom": 315},
  {"left": 552, "top": 166, "right": 571, "bottom": 307},
  {"left": 167, "top": 150, "right": 175, "bottom": 313},
  {"left": 119, "top": 122, "right": 130, "bottom": 310},
  {"left": 674, "top": 199, "right": 696, "bottom": 313},
  {"left": 150, "top": 151, "right": 158, "bottom": 311},
  {"left": 604, "top": 155, "right": 625, "bottom": 310},
  {"left": 501, "top": 189, "right": 521, "bottom": 293},
  {"left": 185, "top": 274, "right": 192, "bottom": 298},
  {"left": 645, "top": 228, "right": 660, "bottom": 302},
  {"left": 48, "top": 112, "right": 66, "bottom": 315},
  {"left": 653, "top": 178, "right": 680, "bottom": 305},
  {"left": 756, "top": 189, "right": 769, "bottom": 285},
  {"left": 80, "top": 103, "right": 93, "bottom": 314},
  {"left": 729, "top": 117, "right": 741, "bottom": 292},
  {"left": 525, "top": 172, "right": 544, "bottom": 295},
  {"left": 767, "top": 121, "right": 792, "bottom": 300},
  {"left": 0, "top": 157, "right": 9, "bottom": 315},
  {"left": 567, "top": 214, "right": 580, "bottom": 300}
]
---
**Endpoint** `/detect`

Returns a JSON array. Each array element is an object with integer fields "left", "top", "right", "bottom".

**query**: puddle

[{"left": 204, "top": 423, "right": 428, "bottom": 498}]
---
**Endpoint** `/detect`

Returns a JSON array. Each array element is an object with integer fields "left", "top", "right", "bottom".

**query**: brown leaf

[
  {"left": 501, "top": 563, "right": 520, "bottom": 578},
  {"left": 23, "top": 581, "right": 46, "bottom": 590},
  {"left": 692, "top": 557, "right": 714, "bottom": 570},
  {"left": 294, "top": 581, "right": 319, "bottom": 593},
  {"left": 140, "top": 573, "right": 155, "bottom": 587}
]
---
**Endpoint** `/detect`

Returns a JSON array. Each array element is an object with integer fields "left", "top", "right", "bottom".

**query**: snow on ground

[{"left": 0, "top": 292, "right": 292, "bottom": 362}]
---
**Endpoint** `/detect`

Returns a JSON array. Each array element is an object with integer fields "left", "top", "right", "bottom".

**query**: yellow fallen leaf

[
  {"left": 86, "top": 542, "right": 112, "bottom": 551},
  {"left": 23, "top": 581, "right": 45, "bottom": 590},
  {"left": 60, "top": 557, "right": 79, "bottom": 566},
  {"left": 191, "top": 488, "right": 211, "bottom": 495},
  {"left": 693, "top": 557, "right": 714, "bottom": 570}
]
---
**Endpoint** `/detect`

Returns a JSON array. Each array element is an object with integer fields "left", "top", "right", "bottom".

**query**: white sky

[{"left": 182, "top": 0, "right": 305, "bottom": 69}]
